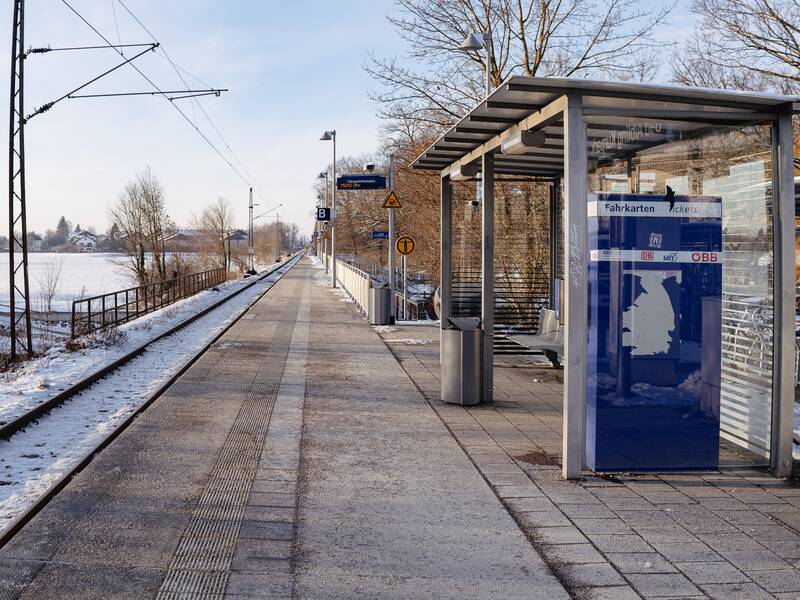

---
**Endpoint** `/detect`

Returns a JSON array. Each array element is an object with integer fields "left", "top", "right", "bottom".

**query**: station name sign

[{"left": 336, "top": 174, "right": 387, "bottom": 190}]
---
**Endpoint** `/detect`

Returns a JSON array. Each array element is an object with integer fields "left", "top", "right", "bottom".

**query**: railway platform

[{"left": 0, "top": 257, "right": 569, "bottom": 599}]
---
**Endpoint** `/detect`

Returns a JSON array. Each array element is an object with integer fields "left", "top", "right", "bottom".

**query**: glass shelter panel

[{"left": 586, "top": 118, "right": 774, "bottom": 470}]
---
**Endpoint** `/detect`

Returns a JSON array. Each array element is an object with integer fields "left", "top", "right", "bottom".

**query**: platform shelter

[{"left": 412, "top": 77, "right": 799, "bottom": 478}]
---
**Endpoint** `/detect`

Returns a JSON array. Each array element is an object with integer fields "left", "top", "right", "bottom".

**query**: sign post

[
  {"left": 402, "top": 254, "right": 408, "bottom": 320},
  {"left": 388, "top": 157, "right": 396, "bottom": 324},
  {"left": 395, "top": 236, "right": 415, "bottom": 320}
]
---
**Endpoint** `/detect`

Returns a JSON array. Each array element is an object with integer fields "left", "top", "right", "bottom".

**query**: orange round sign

[{"left": 396, "top": 236, "right": 415, "bottom": 255}]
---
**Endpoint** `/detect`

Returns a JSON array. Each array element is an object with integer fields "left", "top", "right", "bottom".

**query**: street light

[
  {"left": 458, "top": 31, "right": 493, "bottom": 96},
  {"left": 317, "top": 171, "right": 329, "bottom": 274},
  {"left": 319, "top": 130, "right": 337, "bottom": 288}
]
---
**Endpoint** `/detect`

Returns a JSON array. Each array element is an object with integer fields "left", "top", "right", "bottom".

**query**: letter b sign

[{"left": 316, "top": 207, "right": 331, "bottom": 221}]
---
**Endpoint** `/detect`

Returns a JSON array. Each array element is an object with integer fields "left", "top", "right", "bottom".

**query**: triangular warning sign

[{"left": 383, "top": 191, "right": 402, "bottom": 209}]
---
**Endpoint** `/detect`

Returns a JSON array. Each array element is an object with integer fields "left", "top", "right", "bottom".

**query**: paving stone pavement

[{"left": 377, "top": 322, "right": 800, "bottom": 600}]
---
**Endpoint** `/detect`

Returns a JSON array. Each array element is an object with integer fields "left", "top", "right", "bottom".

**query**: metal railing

[
  {"left": 71, "top": 267, "right": 227, "bottom": 338},
  {"left": 338, "top": 254, "right": 434, "bottom": 319},
  {"left": 324, "top": 253, "right": 433, "bottom": 321},
  {"left": 334, "top": 259, "right": 371, "bottom": 315}
]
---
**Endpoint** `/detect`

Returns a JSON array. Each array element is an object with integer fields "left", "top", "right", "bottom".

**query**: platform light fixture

[
  {"left": 449, "top": 163, "right": 481, "bottom": 182},
  {"left": 458, "top": 31, "right": 493, "bottom": 96},
  {"left": 500, "top": 130, "right": 547, "bottom": 155}
]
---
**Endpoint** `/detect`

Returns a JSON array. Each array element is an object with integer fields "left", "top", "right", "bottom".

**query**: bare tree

[
  {"left": 672, "top": 0, "right": 800, "bottom": 93},
  {"left": 109, "top": 168, "right": 171, "bottom": 286},
  {"left": 36, "top": 256, "right": 63, "bottom": 313},
  {"left": 367, "top": 0, "right": 671, "bottom": 144},
  {"left": 196, "top": 197, "right": 235, "bottom": 271}
]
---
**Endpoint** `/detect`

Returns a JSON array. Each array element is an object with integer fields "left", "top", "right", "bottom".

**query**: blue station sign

[
  {"left": 336, "top": 174, "right": 387, "bottom": 190},
  {"left": 372, "top": 231, "right": 389, "bottom": 240}
]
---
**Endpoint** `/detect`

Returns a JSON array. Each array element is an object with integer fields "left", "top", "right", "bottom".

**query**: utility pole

[
  {"left": 275, "top": 213, "right": 280, "bottom": 260},
  {"left": 8, "top": 0, "right": 32, "bottom": 360},
  {"left": 247, "top": 187, "right": 256, "bottom": 274},
  {"left": 4, "top": 1, "right": 225, "bottom": 362},
  {"left": 388, "top": 155, "right": 396, "bottom": 324}
]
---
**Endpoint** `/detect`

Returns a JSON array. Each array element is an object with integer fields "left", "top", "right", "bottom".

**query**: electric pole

[
  {"left": 8, "top": 0, "right": 32, "bottom": 360},
  {"left": 247, "top": 187, "right": 256, "bottom": 274}
]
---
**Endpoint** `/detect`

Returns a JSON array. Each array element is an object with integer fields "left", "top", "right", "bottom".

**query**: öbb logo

[
  {"left": 691, "top": 252, "right": 718, "bottom": 263},
  {"left": 640, "top": 250, "right": 655, "bottom": 261}
]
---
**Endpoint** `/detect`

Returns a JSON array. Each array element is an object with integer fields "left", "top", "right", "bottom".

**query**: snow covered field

[
  {"left": 0, "top": 252, "right": 134, "bottom": 312},
  {"left": 0, "top": 254, "right": 301, "bottom": 531}
]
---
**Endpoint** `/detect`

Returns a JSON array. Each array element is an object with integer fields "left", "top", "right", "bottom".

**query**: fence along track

[
  {"left": 71, "top": 267, "right": 227, "bottom": 338},
  {"left": 0, "top": 253, "right": 304, "bottom": 551}
]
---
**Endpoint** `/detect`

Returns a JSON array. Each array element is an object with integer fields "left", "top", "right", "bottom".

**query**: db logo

[
  {"left": 691, "top": 252, "right": 718, "bottom": 263},
  {"left": 640, "top": 250, "right": 655, "bottom": 261}
]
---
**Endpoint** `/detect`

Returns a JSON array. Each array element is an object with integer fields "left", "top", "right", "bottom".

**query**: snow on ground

[
  {"left": 0, "top": 255, "right": 302, "bottom": 531},
  {"left": 0, "top": 252, "right": 134, "bottom": 312}
]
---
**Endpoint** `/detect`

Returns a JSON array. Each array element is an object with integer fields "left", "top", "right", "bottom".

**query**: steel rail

[
  {"left": 0, "top": 254, "right": 302, "bottom": 441},
  {"left": 0, "top": 251, "right": 304, "bottom": 549}
]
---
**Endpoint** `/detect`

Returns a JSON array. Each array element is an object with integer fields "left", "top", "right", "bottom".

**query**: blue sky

[{"left": 2, "top": 0, "right": 694, "bottom": 237}]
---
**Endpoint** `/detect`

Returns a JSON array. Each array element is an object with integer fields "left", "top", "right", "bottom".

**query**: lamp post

[
  {"left": 317, "top": 170, "right": 329, "bottom": 274},
  {"left": 319, "top": 130, "right": 337, "bottom": 288},
  {"left": 458, "top": 31, "right": 493, "bottom": 97}
]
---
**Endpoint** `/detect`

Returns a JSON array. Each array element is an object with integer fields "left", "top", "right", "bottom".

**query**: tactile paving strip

[{"left": 156, "top": 284, "right": 301, "bottom": 600}]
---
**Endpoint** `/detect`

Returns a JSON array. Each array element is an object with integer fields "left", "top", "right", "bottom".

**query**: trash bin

[
  {"left": 441, "top": 316, "right": 481, "bottom": 405},
  {"left": 369, "top": 281, "right": 390, "bottom": 325}
]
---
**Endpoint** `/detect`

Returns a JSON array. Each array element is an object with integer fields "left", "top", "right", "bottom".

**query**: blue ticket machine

[{"left": 587, "top": 192, "right": 722, "bottom": 471}]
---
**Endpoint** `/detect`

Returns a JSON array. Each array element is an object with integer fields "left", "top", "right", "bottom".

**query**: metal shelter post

[
  {"left": 770, "top": 111, "right": 796, "bottom": 477},
  {"left": 440, "top": 175, "right": 452, "bottom": 361},
  {"left": 481, "top": 153, "right": 494, "bottom": 402},
  {"left": 562, "top": 94, "right": 588, "bottom": 479}
]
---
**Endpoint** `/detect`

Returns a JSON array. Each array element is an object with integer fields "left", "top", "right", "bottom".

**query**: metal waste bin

[
  {"left": 369, "top": 281, "right": 390, "bottom": 325},
  {"left": 441, "top": 316, "right": 481, "bottom": 405}
]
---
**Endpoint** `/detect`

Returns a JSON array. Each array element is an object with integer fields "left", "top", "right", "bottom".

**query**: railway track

[{"left": 0, "top": 252, "right": 304, "bottom": 547}]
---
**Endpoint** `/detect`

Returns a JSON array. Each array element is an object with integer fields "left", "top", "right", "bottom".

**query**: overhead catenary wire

[
  {"left": 59, "top": 0, "right": 257, "bottom": 194},
  {"left": 114, "top": 0, "right": 273, "bottom": 205}
]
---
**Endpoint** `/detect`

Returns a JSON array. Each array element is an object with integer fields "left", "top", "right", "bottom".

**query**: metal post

[
  {"left": 8, "top": 0, "right": 32, "bottom": 360},
  {"left": 323, "top": 171, "right": 329, "bottom": 273},
  {"left": 331, "top": 132, "right": 337, "bottom": 288},
  {"left": 402, "top": 254, "right": 408, "bottom": 320},
  {"left": 388, "top": 155, "right": 396, "bottom": 324},
  {"left": 484, "top": 31, "right": 492, "bottom": 96},
  {"left": 247, "top": 187, "right": 254, "bottom": 273},
  {"left": 275, "top": 213, "right": 280, "bottom": 259},
  {"left": 770, "top": 112, "right": 796, "bottom": 477},
  {"left": 549, "top": 180, "right": 558, "bottom": 310},
  {"left": 562, "top": 94, "right": 587, "bottom": 479},
  {"left": 440, "top": 175, "right": 452, "bottom": 362},
  {"left": 481, "top": 153, "right": 494, "bottom": 403}
]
